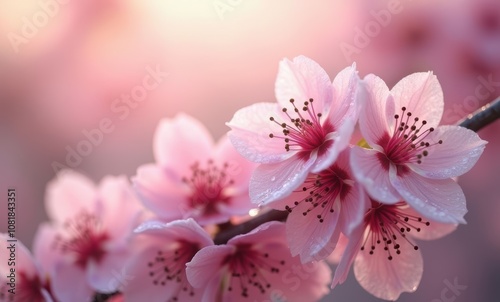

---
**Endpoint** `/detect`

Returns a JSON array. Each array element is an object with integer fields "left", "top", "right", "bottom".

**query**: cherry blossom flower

[
  {"left": 272, "top": 148, "right": 368, "bottom": 263},
  {"left": 121, "top": 218, "right": 213, "bottom": 302},
  {"left": 186, "top": 221, "right": 331, "bottom": 302},
  {"left": 134, "top": 113, "right": 256, "bottom": 226},
  {"left": 227, "top": 56, "right": 361, "bottom": 204},
  {"left": 33, "top": 171, "right": 143, "bottom": 302},
  {"left": 351, "top": 72, "right": 487, "bottom": 223},
  {"left": 332, "top": 199, "right": 457, "bottom": 300},
  {"left": 0, "top": 234, "right": 54, "bottom": 302}
]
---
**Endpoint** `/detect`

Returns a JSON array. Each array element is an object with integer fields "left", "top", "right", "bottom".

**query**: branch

[
  {"left": 458, "top": 97, "right": 500, "bottom": 131},
  {"left": 214, "top": 97, "right": 500, "bottom": 245}
]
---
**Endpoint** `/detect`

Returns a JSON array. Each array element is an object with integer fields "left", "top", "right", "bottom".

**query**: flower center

[
  {"left": 1, "top": 272, "right": 46, "bottom": 302},
  {"left": 285, "top": 165, "right": 353, "bottom": 223},
  {"left": 377, "top": 107, "right": 443, "bottom": 174},
  {"left": 361, "top": 201, "right": 430, "bottom": 260},
  {"left": 52, "top": 211, "right": 109, "bottom": 268},
  {"left": 147, "top": 240, "right": 200, "bottom": 301},
  {"left": 182, "top": 160, "right": 234, "bottom": 216},
  {"left": 16, "top": 272, "right": 45, "bottom": 302},
  {"left": 222, "top": 244, "right": 286, "bottom": 298},
  {"left": 269, "top": 98, "right": 334, "bottom": 157}
]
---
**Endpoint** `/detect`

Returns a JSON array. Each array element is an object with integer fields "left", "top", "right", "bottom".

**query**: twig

[{"left": 458, "top": 97, "right": 500, "bottom": 131}]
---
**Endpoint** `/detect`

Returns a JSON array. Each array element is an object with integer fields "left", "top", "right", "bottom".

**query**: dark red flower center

[
  {"left": 269, "top": 98, "right": 334, "bottom": 158},
  {"left": 147, "top": 240, "right": 200, "bottom": 301},
  {"left": 53, "top": 211, "right": 109, "bottom": 268},
  {"left": 361, "top": 201, "right": 430, "bottom": 260},
  {"left": 222, "top": 243, "right": 286, "bottom": 298},
  {"left": 285, "top": 165, "right": 353, "bottom": 223},
  {"left": 1, "top": 272, "right": 46, "bottom": 302},
  {"left": 182, "top": 160, "right": 234, "bottom": 216},
  {"left": 377, "top": 106, "right": 443, "bottom": 175}
]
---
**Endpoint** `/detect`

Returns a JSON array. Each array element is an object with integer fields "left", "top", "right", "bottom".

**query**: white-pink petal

[
  {"left": 390, "top": 172, "right": 467, "bottom": 224},
  {"left": 391, "top": 72, "right": 444, "bottom": 128},
  {"left": 249, "top": 153, "right": 316, "bottom": 204},
  {"left": 99, "top": 176, "right": 142, "bottom": 242},
  {"left": 350, "top": 147, "right": 400, "bottom": 204},
  {"left": 133, "top": 164, "right": 187, "bottom": 221},
  {"left": 51, "top": 262, "right": 94, "bottom": 302},
  {"left": 357, "top": 74, "right": 393, "bottom": 149},
  {"left": 409, "top": 125, "right": 487, "bottom": 179},
  {"left": 398, "top": 205, "right": 457, "bottom": 241},
  {"left": 227, "top": 102, "right": 292, "bottom": 164},
  {"left": 45, "top": 170, "right": 97, "bottom": 223},
  {"left": 186, "top": 245, "right": 234, "bottom": 288},
  {"left": 154, "top": 113, "right": 213, "bottom": 170},
  {"left": 353, "top": 235, "right": 423, "bottom": 301},
  {"left": 331, "top": 225, "right": 364, "bottom": 288},
  {"left": 286, "top": 199, "right": 340, "bottom": 263},
  {"left": 275, "top": 55, "right": 333, "bottom": 113},
  {"left": 329, "top": 63, "right": 361, "bottom": 129},
  {"left": 213, "top": 135, "right": 256, "bottom": 194}
]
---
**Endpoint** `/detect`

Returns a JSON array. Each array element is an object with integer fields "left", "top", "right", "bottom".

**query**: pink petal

[
  {"left": 310, "top": 117, "right": 355, "bottom": 173},
  {"left": 153, "top": 113, "right": 213, "bottom": 169},
  {"left": 220, "top": 194, "right": 253, "bottom": 218},
  {"left": 51, "top": 263, "right": 94, "bottom": 302},
  {"left": 357, "top": 74, "right": 393, "bottom": 149},
  {"left": 87, "top": 250, "right": 131, "bottom": 293},
  {"left": 275, "top": 56, "right": 332, "bottom": 113},
  {"left": 326, "top": 233, "right": 348, "bottom": 265},
  {"left": 32, "top": 223, "right": 62, "bottom": 277},
  {"left": 331, "top": 225, "right": 364, "bottom": 288},
  {"left": 228, "top": 221, "right": 287, "bottom": 246},
  {"left": 134, "top": 219, "right": 214, "bottom": 248},
  {"left": 338, "top": 183, "right": 369, "bottom": 235},
  {"left": 185, "top": 245, "right": 234, "bottom": 288},
  {"left": 350, "top": 147, "right": 400, "bottom": 203},
  {"left": 213, "top": 135, "right": 256, "bottom": 194},
  {"left": 390, "top": 172, "right": 467, "bottom": 224},
  {"left": 353, "top": 236, "right": 423, "bottom": 301},
  {"left": 286, "top": 199, "right": 341, "bottom": 262},
  {"left": 409, "top": 125, "right": 487, "bottom": 179},
  {"left": 133, "top": 164, "right": 187, "bottom": 221},
  {"left": 227, "top": 102, "right": 292, "bottom": 164},
  {"left": 121, "top": 246, "right": 186, "bottom": 302},
  {"left": 397, "top": 205, "right": 457, "bottom": 241},
  {"left": 249, "top": 153, "right": 317, "bottom": 205},
  {"left": 329, "top": 63, "right": 361, "bottom": 129},
  {"left": 99, "top": 176, "right": 142, "bottom": 242},
  {"left": 45, "top": 171, "right": 97, "bottom": 223},
  {"left": 391, "top": 72, "right": 444, "bottom": 128}
]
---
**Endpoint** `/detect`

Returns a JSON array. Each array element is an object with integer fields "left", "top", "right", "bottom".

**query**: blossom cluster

[{"left": 0, "top": 56, "right": 486, "bottom": 302}]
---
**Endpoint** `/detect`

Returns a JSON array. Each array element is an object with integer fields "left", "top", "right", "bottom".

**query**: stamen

[
  {"left": 182, "top": 160, "right": 234, "bottom": 216},
  {"left": 361, "top": 202, "right": 430, "bottom": 260},
  {"left": 52, "top": 211, "right": 109, "bottom": 268},
  {"left": 268, "top": 98, "right": 334, "bottom": 155}
]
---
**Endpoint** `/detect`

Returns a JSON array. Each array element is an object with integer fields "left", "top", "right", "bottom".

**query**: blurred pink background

[{"left": 1, "top": 0, "right": 499, "bottom": 301}]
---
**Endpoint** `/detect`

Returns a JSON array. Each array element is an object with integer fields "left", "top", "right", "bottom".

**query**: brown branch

[
  {"left": 214, "top": 97, "right": 500, "bottom": 245},
  {"left": 458, "top": 97, "right": 500, "bottom": 131}
]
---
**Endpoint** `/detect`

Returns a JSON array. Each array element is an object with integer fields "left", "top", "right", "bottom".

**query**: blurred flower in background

[{"left": 0, "top": 0, "right": 499, "bottom": 301}]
